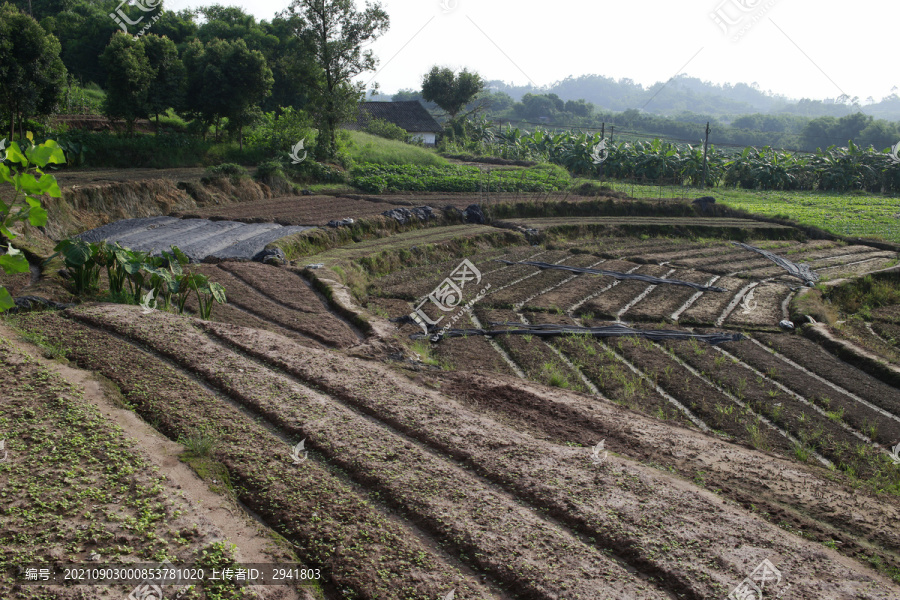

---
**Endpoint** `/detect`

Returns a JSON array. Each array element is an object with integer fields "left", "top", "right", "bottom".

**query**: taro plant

[
  {"left": 53, "top": 238, "right": 102, "bottom": 294},
  {"left": 53, "top": 238, "right": 227, "bottom": 319},
  {"left": 0, "top": 134, "right": 66, "bottom": 311},
  {"left": 182, "top": 272, "right": 226, "bottom": 319}
]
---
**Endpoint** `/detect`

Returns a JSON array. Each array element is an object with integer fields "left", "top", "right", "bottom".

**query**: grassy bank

[{"left": 597, "top": 179, "right": 900, "bottom": 243}]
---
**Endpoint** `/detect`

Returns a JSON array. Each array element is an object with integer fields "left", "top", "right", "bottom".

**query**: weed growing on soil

[
  {"left": 411, "top": 339, "right": 442, "bottom": 367},
  {"left": 745, "top": 417, "right": 770, "bottom": 451},
  {"left": 793, "top": 442, "right": 811, "bottom": 462},
  {"left": 179, "top": 431, "right": 217, "bottom": 457},
  {"left": 541, "top": 361, "right": 572, "bottom": 389}
]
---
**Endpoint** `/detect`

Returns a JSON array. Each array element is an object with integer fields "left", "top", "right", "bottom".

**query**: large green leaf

[
  {"left": 0, "top": 246, "right": 29, "bottom": 274},
  {"left": 0, "top": 287, "right": 14, "bottom": 311},
  {"left": 54, "top": 239, "right": 94, "bottom": 267},
  {"left": 3, "top": 142, "right": 27, "bottom": 166},
  {"left": 26, "top": 141, "right": 66, "bottom": 168},
  {"left": 209, "top": 281, "right": 227, "bottom": 304},
  {"left": 24, "top": 198, "right": 48, "bottom": 227}
]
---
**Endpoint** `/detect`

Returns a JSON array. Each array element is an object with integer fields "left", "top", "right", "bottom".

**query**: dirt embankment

[{"left": 28, "top": 172, "right": 287, "bottom": 240}]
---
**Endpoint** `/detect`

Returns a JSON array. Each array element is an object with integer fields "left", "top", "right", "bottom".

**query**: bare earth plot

[
  {"left": 7, "top": 202, "right": 900, "bottom": 599},
  {"left": 9, "top": 305, "right": 900, "bottom": 600}
]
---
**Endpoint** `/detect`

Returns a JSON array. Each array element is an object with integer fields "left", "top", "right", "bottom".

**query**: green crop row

[{"left": 349, "top": 163, "right": 570, "bottom": 193}]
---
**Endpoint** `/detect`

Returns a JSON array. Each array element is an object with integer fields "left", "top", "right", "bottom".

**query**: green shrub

[
  {"left": 254, "top": 160, "right": 285, "bottom": 180},
  {"left": 51, "top": 130, "right": 211, "bottom": 168},
  {"left": 204, "top": 163, "right": 249, "bottom": 183},
  {"left": 363, "top": 117, "right": 411, "bottom": 143},
  {"left": 286, "top": 160, "right": 346, "bottom": 184}
]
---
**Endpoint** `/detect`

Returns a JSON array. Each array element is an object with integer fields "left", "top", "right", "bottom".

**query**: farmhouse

[{"left": 346, "top": 100, "right": 442, "bottom": 145}]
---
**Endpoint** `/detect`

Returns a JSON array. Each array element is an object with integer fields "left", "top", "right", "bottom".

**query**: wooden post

[{"left": 702, "top": 121, "right": 711, "bottom": 188}]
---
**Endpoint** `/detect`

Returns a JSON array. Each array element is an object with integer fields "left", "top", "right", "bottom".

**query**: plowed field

[{"left": 6, "top": 212, "right": 900, "bottom": 600}]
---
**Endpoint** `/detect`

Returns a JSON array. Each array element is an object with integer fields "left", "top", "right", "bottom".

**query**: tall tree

[
  {"left": 282, "top": 0, "right": 389, "bottom": 161},
  {"left": 100, "top": 31, "right": 154, "bottom": 135},
  {"left": 140, "top": 34, "right": 185, "bottom": 133},
  {"left": 0, "top": 4, "right": 66, "bottom": 140},
  {"left": 421, "top": 67, "right": 484, "bottom": 119},
  {"left": 182, "top": 38, "right": 273, "bottom": 147}
]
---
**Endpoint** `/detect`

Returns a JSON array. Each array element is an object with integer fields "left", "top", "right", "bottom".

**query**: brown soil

[
  {"left": 723, "top": 280, "right": 790, "bottom": 329},
  {"left": 0, "top": 322, "right": 307, "bottom": 600},
  {"left": 624, "top": 269, "right": 717, "bottom": 322},
  {"left": 487, "top": 253, "right": 602, "bottom": 308},
  {"left": 11, "top": 310, "right": 489, "bottom": 599},
  {"left": 757, "top": 332, "right": 900, "bottom": 416},
  {"left": 199, "top": 316, "right": 900, "bottom": 599},
  {"left": 434, "top": 370, "right": 900, "bottom": 589},
  {"left": 679, "top": 276, "right": 748, "bottom": 326},
  {"left": 575, "top": 264, "right": 673, "bottom": 319},
  {"left": 179, "top": 195, "right": 414, "bottom": 226},
  {"left": 188, "top": 264, "right": 359, "bottom": 348}
]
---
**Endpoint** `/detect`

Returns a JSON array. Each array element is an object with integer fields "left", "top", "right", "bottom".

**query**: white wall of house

[{"left": 410, "top": 132, "right": 437, "bottom": 146}]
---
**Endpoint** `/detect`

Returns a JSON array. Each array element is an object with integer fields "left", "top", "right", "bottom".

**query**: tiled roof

[{"left": 346, "top": 101, "right": 442, "bottom": 133}]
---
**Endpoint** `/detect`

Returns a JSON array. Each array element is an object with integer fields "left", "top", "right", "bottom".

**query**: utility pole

[{"left": 702, "top": 122, "right": 711, "bottom": 188}]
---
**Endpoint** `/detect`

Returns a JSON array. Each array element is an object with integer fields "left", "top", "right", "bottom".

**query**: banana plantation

[{"left": 470, "top": 123, "right": 900, "bottom": 193}]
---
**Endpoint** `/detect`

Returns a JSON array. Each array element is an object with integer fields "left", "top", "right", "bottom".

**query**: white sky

[{"left": 167, "top": 0, "right": 896, "bottom": 105}]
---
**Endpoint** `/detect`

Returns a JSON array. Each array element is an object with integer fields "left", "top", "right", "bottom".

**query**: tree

[
  {"left": 0, "top": 4, "right": 67, "bottom": 140},
  {"left": 259, "top": 14, "right": 319, "bottom": 112},
  {"left": 421, "top": 67, "right": 484, "bottom": 119},
  {"left": 140, "top": 34, "right": 185, "bottom": 132},
  {"left": 100, "top": 32, "right": 154, "bottom": 135},
  {"left": 0, "top": 134, "right": 65, "bottom": 311},
  {"left": 282, "top": 0, "right": 389, "bottom": 161},
  {"left": 182, "top": 38, "right": 273, "bottom": 147},
  {"left": 564, "top": 98, "right": 593, "bottom": 118},
  {"left": 40, "top": 4, "right": 120, "bottom": 86}
]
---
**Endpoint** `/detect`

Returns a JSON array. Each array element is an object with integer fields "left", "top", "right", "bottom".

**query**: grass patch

[
  {"left": 345, "top": 130, "right": 448, "bottom": 166},
  {"left": 825, "top": 274, "right": 900, "bottom": 316},
  {"left": 605, "top": 180, "right": 900, "bottom": 243}
]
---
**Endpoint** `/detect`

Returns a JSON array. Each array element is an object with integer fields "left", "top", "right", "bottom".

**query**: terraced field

[{"left": 6, "top": 212, "right": 900, "bottom": 599}]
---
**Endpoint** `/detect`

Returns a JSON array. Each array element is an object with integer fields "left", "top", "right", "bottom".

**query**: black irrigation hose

[
  {"left": 413, "top": 322, "right": 745, "bottom": 345},
  {"left": 731, "top": 242, "right": 819, "bottom": 286},
  {"left": 495, "top": 260, "right": 728, "bottom": 292},
  {"left": 7, "top": 296, "right": 77, "bottom": 314}
]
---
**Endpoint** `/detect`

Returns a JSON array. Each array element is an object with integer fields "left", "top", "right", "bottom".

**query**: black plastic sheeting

[
  {"left": 8, "top": 295, "right": 77, "bottom": 314},
  {"left": 495, "top": 260, "right": 727, "bottom": 292},
  {"left": 731, "top": 242, "right": 819, "bottom": 286},
  {"left": 413, "top": 321, "right": 745, "bottom": 345}
]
